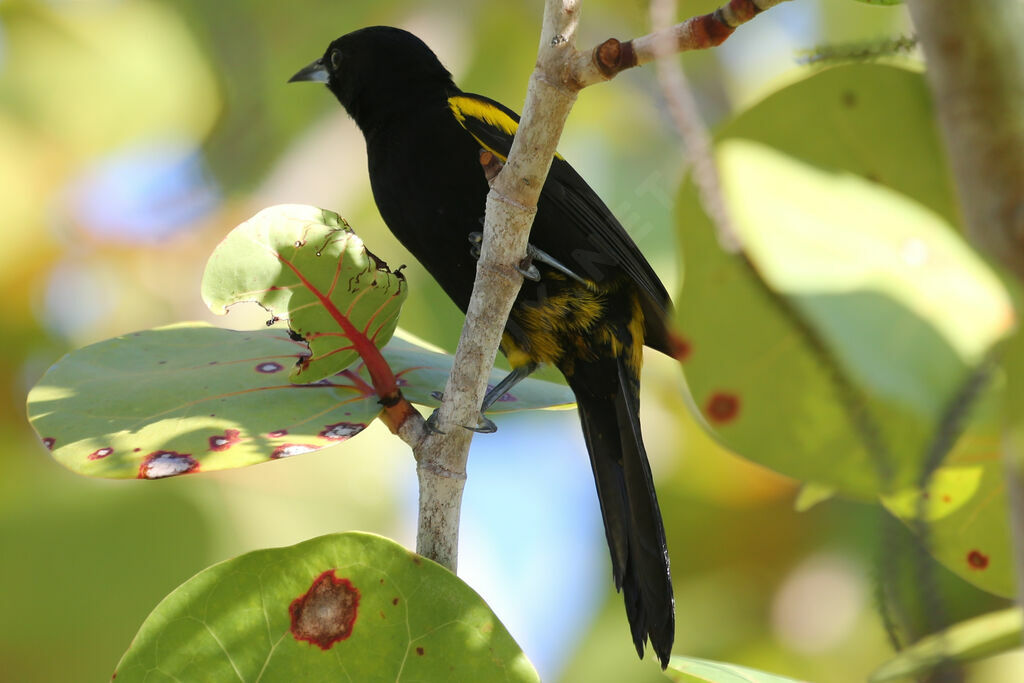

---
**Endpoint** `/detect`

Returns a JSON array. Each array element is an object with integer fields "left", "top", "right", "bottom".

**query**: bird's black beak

[{"left": 289, "top": 58, "right": 329, "bottom": 84}]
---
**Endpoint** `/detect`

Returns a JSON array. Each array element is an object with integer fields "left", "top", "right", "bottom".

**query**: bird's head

[{"left": 290, "top": 26, "right": 455, "bottom": 129}]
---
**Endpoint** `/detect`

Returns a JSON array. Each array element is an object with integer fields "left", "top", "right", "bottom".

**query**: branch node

[
  {"left": 595, "top": 38, "right": 638, "bottom": 77},
  {"left": 418, "top": 460, "right": 467, "bottom": 481},
  {"left": 478, "top": 149, "right": 504, "bottom": 183},
  {"left": 490, "top": 188, "right": 539, "bottom": 213}
]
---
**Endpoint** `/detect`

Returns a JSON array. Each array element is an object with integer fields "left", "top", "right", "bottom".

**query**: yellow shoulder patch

[
  {"left": 448, "top": 95, "right": 519, "bottom": 136},
  {"left": 448, "top": 95, "right": 517, "bottom": 161},
  {"left": 448, "top": 95, "right": 564, "bottom": 162}
]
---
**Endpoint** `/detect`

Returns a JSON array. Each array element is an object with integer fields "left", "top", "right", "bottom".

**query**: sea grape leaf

[
  {"left": 870, "top": 607, "right": 1022, "bottom": 682},
  {"left": 676, "top": 64, "right": 1014, "bottom": 499},
  {"left": 26, "top": 323, "right": 574, "bottom": 479},
  {"left": 882, "top": 369, "right": 1014, "bottom": 597},
  {"left": 202, "top": 204, "right": 406, "bottom": 384},
  {"left": 665, "top": 656, "right": 807, "bottom": 683},
  {"left": 114, "top": 532, "right": 539, "bottom": 682}
]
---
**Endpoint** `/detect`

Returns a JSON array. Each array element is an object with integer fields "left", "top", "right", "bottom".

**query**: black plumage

[{"left": 291, "top": 26, "right": 675, "bottom": 667}]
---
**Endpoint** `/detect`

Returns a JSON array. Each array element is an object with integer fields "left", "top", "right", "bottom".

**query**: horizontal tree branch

[{"left": 572, "top": 0, "right": 790, "bottom": 87}]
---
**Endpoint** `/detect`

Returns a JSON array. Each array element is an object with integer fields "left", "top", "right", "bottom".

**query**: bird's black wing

[{"left": 447, "top": 93, "right": 673, "bottom": 354}]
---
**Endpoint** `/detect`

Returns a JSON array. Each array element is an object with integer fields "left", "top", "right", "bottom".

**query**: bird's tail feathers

[{"left": 571, "top": 356, "right": 674, "bottom": 668}]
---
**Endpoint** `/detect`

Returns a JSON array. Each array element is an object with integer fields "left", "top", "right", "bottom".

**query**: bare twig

[
  {"left": 572, "top": 0, "right": 790, "bottom": 87},
  {"left": 906, "top": 0, "right": 1024, "bottom": 624},
  {"left": 413, "top": 0, "right": 787, "bottom": 571},
  {"left": 650, "top": 0, "right": 741, "bottom": 251}
]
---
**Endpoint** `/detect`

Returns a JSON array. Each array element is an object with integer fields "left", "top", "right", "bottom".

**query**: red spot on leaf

[
  {"left": 88, "top": 447, "right": 113, "bottom": 460},
  {"left": 668, "top": 332, "right": 692, "bottom": 362},
  {"left": 289, "top": 570, "right": 360, "bottom": 650},
  {"left": 705, "top": 392, "right": 740, "bottom": 423},
  {"left": 319, "top": 422, "right": 366, "bottom": 441},
  {"left": 256, "top": 362, "right": 284, "bottom": 374},
  {"left": 967, "top": 550, "right": 989, "bottom": 570},
  {"left": 41, "top": 437, "right": 55, "bottom": 450},
  {"left": 208, "top": 429, "right": 241, "bottom": 451},
  {"left": 138, "top": 451, "right": 199, "bottom": 479},
  {"left": 268, "top": 429, "right": 289, "bottom": 438},
  {"left": 271, "top": 443, "right": 318, "bottom": 459},
  {"left": 942, "top": 494, "right": 952, "bottom": 503},
  {"left": 380, "top": 610, "right": 385, "bottom": 619},
  {"left": 416, "top": 647, "right": 425, "bottom": 656},
  {"left": 392, "top": 597, "right": 399, "bottom": 606}
]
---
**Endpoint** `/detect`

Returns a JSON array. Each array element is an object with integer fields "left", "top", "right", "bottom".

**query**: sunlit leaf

[
  {"left": 666, "top": 656, "right": 807, "bottom": 682},
  {"left": 202, "top": 204, "right": 407, "bottom": 384},
  {"left": 793, "top": 482, "right": 836, "bottom": 512},
  {"left": 870, "top": 607, "right": 1022, "bottom": 681},
  {"left": 26, "top": 323, "right": 574, "bottom": 479},
  {"left": 677, "top": 65, "right": 1013, "bottom": 501},
  {"left": 114, "top": 532, "right": 539, "bottom": 682}
]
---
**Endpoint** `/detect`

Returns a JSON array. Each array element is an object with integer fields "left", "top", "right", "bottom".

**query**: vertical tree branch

[
  {"left": 906, "top": 0, "right": 1024, "bottom": 619},
  {"left": 412, "top": 0, "right": 791, "bottom": 571},
  {"left": 415, "top": 0, "right": 583, "bottom": 569}
]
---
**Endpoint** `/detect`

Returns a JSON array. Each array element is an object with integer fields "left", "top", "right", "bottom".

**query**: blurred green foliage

[{"left": 3, "top": 0, "right": 1019, "bottom": 682}]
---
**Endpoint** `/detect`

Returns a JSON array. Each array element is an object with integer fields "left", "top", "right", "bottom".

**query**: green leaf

[
  {"left": 870, "top": 607, "right": 1022, "bottom": 681},
  {"left": 881, "top": 376, "right": 1015, "bottom": 597},
  {"left": 26, "top": 323, "right": 574, "bottom": 479},
  {"left": 202, "top": 204, "right": 407, "bottom": 384},
  {"left": 676, "top": 64, "right": 1014, "bottom": 498},
  {"left": 114, "top": 532, "right": 539, "bottom": 682},
  {"left": 793, "top": 482, "right": 836, "bottom": 512},
  {"left": 665, "top": 656, "right": 807, "bottom": 683}
]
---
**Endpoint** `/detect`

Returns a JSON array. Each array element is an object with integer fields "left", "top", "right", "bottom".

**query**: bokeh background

[{"left": 2, "top": 0, "right": 1018, "bottom": 681}]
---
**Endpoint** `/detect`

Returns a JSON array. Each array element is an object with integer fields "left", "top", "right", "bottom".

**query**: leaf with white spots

[
  {"left": 26, "top": 323, "right": 574, "bottom": 479},
  {"left": 202, "top": 204, "right": 407, "bottom": 384},
  {"left": 114, "top": 532, "right": 539, "bottom": 682}
]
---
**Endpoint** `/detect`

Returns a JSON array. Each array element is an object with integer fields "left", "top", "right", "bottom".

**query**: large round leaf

[
  {"left": 202, "top": 204, "right": 407, "bottom": 384},
  {"left": 676, "top": 64, "right": 1013, "bottom": 499},
  {"left": 114, "top": 532, "right": 539, "bottom": 682},
  {"left": 26, "top": 323, "right": 574, "bottom": 479}
]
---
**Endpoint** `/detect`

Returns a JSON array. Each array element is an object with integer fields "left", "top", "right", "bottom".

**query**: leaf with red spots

[
  {"left": 676, "top": 65, "right": 1013, "bottom": 500},
  {"left": 202, "top": 204, "right": 407, "bottom": 384},
  {"left": 113, "top": 532, "right": 538, "bottom": 682},
  {"left": 25, "top": 323, "right": 573, "bottom": 479},
  {"left": 882, "top": 388, "right": 1014, "bottom": 597},
  {"left": 870, "top": 607, "right": 1022, "bottom": 682},
  {"left": 665, "top": 655, "right": 806, "bottom": 682}
]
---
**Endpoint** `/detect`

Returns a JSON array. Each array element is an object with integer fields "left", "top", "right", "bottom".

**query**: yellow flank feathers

[{"left": 502, "top": 273, "right": 645, "bottom": 378}]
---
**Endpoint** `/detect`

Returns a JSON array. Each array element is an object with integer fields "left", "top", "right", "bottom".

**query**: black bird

[{"left": 291, "top": 26, "right": 675, "bottom": 667}]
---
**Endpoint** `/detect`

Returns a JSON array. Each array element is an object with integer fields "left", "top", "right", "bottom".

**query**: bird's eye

[{"left": 329, "top": 49, "right": 342, "bottom": 70}]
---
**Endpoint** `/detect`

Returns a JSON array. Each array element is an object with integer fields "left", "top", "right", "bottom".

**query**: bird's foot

[
  {"left": 466, "top": 232, "right": 570, "bottom": 283},
  {"left": 428, "top": 390, "right": 498, "bottom": 433},
  {"left": 424, "top": 409, "right": 446, "bottom": 435},
  {"left": 464, "top": 414, "right": 498, "bottom": 434}
]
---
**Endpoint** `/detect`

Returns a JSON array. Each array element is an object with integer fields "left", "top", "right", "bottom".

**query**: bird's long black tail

[{"left": 569, "top": 355, "right": 674, "bottom": 668}]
